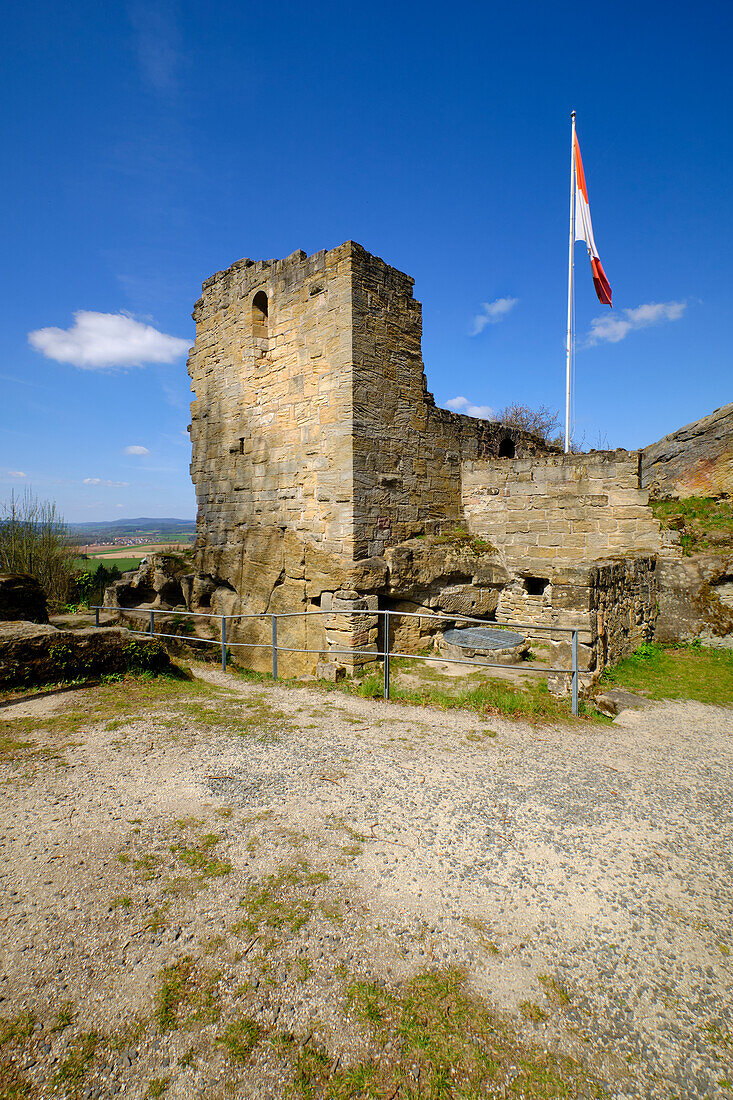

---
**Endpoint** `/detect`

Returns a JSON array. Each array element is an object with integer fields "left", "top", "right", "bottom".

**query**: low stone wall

[
  {"left": 547, "top": 556, "right": 659, "bottom": 691},
  {"left": 0, "top": 623, "right": 172, "bottom": 689},
  {"left": 462, "top": 450, "right": 662, "bottom": 572},
  {"left": 642, "top": 402, "right": 733, "bottom": 499}
]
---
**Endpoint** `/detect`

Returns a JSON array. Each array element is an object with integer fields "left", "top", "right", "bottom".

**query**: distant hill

[{"left": 70, "top": 518, "right": 196, "bottom": 540}]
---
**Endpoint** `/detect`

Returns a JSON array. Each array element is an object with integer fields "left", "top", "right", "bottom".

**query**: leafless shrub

[
  {"left": 0, "top": 490, "right": 79, "bottom": 605},
  {"left": 495, "top": 403, "right": 562, "bottom": 447}
]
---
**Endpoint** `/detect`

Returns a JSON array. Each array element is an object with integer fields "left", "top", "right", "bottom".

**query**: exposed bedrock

[
  {"left": 0, "top": 573, "right": 49, "bottom": 624},
  {"left": 642, "top": 401, "right": 733, "bottom": 499},
  {"left": 655, "top": 553, "right": 733, "bottom": 646},
  {"left": 0, "top": 622, "right": 172, "bottom": 688}
]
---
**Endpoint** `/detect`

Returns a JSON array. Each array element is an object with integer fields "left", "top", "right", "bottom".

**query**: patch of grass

[
  {"left": 652, "top": 496, "right": 733, "bottom": 554},
  {"left": 435, "top": 526, "right": 496, "bottom": 555},
  {"left": 2, "top": 674, "right": 220, "bottom": 748},
  {"left": 0, "top": 1013, "right": 36, "bottom": 1046},
  {"left": 146, "top": 1077, "right": 170, "bottom": 1096},
  {"left": 294, "top": 957, "right": 313, "bottom": 982},
  {"left": 0, "top": 726, "right": 72, "bottom": 770},
  {"left": 146, "top": 908, "right": 168, "bottom": 933},
  {"left": 51, "top": 1002, "right": 76, "bottom": 1032},
  {"left": 704, "top": 1022, "right": 732, "bottom": 1049},
  {"left": 331, "top": 661, "right": 598, "bottom": 723},
  {"left": 154, "top": 958, "right": 221, "bottom": 1032},
  {"left": 53, "top": 1031, "right": 97, "bottom": 1086},
  {"left": 171, "top": 833, "right": 232, "bottom": 878},
  {"left": 155, "top": 958, "right": 196, "bottom": 1032},
  {"left": 288, "top": 968, "right": 603, "bottom": 1099},
  {"left": 538, "top": 975, "right": 571, "bottom": 1007},
  {"left": 201, "top": 934, "right": 227, "bottom": 954},
  {"left": 601, "top": 641, "right": 733, "bottom": 706},
  {"left": 0, "top": 1059, "right": 31, "bottom": 1099},
  {"left": 463, "top": 916, "right": 500, "bottom": 954},
  {"left": 235, "top": 862, "right": 328, "bottom": 939},
  {"left": 0, "top": 1014, "right": 34, "bottom": 1100},
  {"left": 218, "top": 1017, "right": 262, "bottom": 1062},
  {"left": 340, "top": 844, "right": 363, "bottom": 858},
  {"left": 520, "top": 1000, "right": 549, "bottom": 1022}
]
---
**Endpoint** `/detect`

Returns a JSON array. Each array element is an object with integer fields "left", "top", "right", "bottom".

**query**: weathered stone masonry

[
  {"left": 462, "top": 451, "right": 663, "bottom": 681},
  {"left": 185, "top": 242, "right": 546, "bottom": 674},
  {"left": 108, "top": 240, "right": 709, "bottom": 686}
]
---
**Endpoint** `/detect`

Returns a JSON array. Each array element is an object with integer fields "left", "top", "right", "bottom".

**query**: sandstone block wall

[
  {"left": 185, "top": 242, "right": 551, "bottom": 673},
  {"left": 547, "top": 556, "right": 658, "bottom": 690},
  {"left": 462, "top": 450, "right": 663, "bottom": 572},
  {"left": 642, "top": 402, "right": 733, "bottom": 499},
  {"left": 188, "top": 244, "right": 356, "bottom": 570},
  {"left": 349, "top": 244, "right": 548, "bottom": 558}
]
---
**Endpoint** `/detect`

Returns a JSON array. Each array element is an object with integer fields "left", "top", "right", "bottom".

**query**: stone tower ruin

[
  {"left": 186, "top": 242, "right": 548, "bottom": 673},
  {"left": 110, "top": 240, "right": 689, "bottom": 685}
]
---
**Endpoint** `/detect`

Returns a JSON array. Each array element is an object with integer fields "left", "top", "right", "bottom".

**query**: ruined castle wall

[
  {"left": 462, "top": 451, "right": 663, "bottom": 573},
  {"left": 349, "top": 245, "right": 548, "bottom": 559},
  {"left": 188, "top": 243, "right": 356, "bottom": 584}
]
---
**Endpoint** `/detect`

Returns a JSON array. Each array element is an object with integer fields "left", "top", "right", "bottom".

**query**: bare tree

[
  {"left": 0, "top": 490, "right": 79, "bottom": 605},
  {"left": 495, "top": 403, "right": 562, "bottom": 447}
]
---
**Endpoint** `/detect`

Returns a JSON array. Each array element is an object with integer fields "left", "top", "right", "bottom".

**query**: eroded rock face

[
  {"left": 104, "top": 555, "right": 186, "bottom": 611},
  {"left": 0, "top": 622, "right": 171, "bottom": 688},
  {"left": 642, "top": 402, "right": 733, "bottom": 499},
  {"left": 0, "top": 574, "right": 48, "bottom": 624},
  {"left": 384, "top": 538, "right": 508, "bottom": 601},
  {"left": 655, "top": 554, "right": 733, "bottom": 645}
]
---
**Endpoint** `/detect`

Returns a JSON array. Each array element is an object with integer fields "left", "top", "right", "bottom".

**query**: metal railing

[{"left": 92, "top": 606, "right": 582, "bottom": 715}]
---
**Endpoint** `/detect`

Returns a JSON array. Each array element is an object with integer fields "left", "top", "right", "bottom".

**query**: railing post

[
  {"left": 383, "top": 610, "right": 390, "bottom": 700},
  {"left": 94, "top": 607, "right": 99, "bottom": 628},
  {"left": 271, "top": 614, "right": 278, "bottom": 680},
  {"left": 149, "top": 610, "right": 155, "bottom": 636},
  {"left": 221, "top": 616, "right": 227, "bottom": 672},
  {"left": 571, "top": 629, "right": 579, "bottom": 717}
]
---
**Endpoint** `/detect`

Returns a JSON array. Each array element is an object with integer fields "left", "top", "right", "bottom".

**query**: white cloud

[
  {"left": 470, "top": 297, "right": 518, "bottom": 336},
  {"left": 124, "top": 445, "right": 150, "bottom": 455},
  {"left": 588, "top": 300, "right": 686, "bottom": 345},
  {"left": 28, "top": 311, "right": 189, "bottom": 370},
  {"left": 7, "top": 470, "right": 27, "bottom": 478},
  {"left": 83, "top": 478, "right": 130, "bottom": 488},
  {"left": 445, "top": 396, "right": 496, "bottom": 419}
]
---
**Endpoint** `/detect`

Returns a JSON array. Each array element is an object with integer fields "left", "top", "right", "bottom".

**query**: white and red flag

[{"left": 573, "top": 133, "right": 612, "bottom": 307}]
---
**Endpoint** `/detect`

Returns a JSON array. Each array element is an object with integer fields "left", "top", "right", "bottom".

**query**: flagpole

[{"left": 565, "top": 110, "right": 577, "bottom": 454}]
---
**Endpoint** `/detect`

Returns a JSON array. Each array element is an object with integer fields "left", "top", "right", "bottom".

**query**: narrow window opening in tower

[
  {"left": 252, "top": 291, "right": 268, "bottom": 336},
  {"left": 498, "top": 436, "right": 515, "bottom": 458}
]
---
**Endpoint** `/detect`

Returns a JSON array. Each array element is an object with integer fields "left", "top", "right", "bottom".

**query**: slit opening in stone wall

[
  {"left": 523, "top": 576, "right": 549, "bottom": 596},
  {"left": 498, "top": 436, "right": 515, "bottom": 458},
  {"left": 252, "top": 291, "right": 268, "bottom": 333}
]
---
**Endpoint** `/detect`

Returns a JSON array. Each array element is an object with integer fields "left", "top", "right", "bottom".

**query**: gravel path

[{"left": 1, "top": 667, "right": 731, "bottom": 1098}]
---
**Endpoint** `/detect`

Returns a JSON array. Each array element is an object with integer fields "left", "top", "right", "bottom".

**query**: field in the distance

[{"left": 80, "top": 540, "right": 192, "bottom": 560}]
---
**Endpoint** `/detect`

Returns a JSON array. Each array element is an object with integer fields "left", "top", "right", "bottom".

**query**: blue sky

[{"left": 2, "top": 0, "right": 731, "bottom": 522}]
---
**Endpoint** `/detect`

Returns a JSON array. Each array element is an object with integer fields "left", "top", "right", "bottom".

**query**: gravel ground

[{"left": 1, "top": 666, "right": 731, "bottom": 1098}]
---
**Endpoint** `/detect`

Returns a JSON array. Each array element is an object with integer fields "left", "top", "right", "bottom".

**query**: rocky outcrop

[
  {"left": 104, "top": 554, "right": 187, "bottom": 611},
  {"left": 0, "top": 622, "right": 172, "bottom": 688},
  {"left": 655, "top": 554, "right": 733, "bottom": 646},
  {"left": 0, "top": 574, "right": 48, "bottom": 623},
  {"left": 642, "top": 403, "right": 733, "bottom": 499}
]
